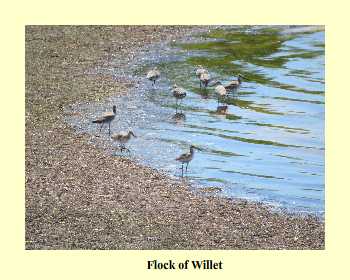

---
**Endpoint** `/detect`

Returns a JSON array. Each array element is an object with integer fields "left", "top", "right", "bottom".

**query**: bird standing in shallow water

[
  {"left": 147, "top": 67, "right": 160, "bottom": 86},
  {"left": 196, "top": 65, "right": 208, "bottom": 77},
  {"left": 92, "top": 105, "right": 116, "bottom": 136},
  {"left": 225, "top": 74, "right": 244, "bottom": 91},
  {"left": 111, "top": 130, "right": 137, "bottom": 153},
  {"left": 176, "top": 145, "right": 200, "bottom": 176},
  {"left": 215, "top": 83, "right": 227, "bottom": 105},
  {"left": 196, "top": 65, "right": 209, "bottom": 88},
  {"left": 199, "top": 72, "right": 210, "bottom": 88},
  {"left": 172, "top": 84, "right": 186, "bottom": 112}
]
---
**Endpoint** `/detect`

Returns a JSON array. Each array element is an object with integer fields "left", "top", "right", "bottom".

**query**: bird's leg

[
  {"left": 200, "top": 81, "right": 202, "bottom": 88},
  {"left": 181, "top": 163, "right": 184, "bottom": 177},
  {"left": 108, "top": 122, "right": 111, "bottom": 136},
  {"left": 100, "top": 122, "right": 104, "bottom": 132},
  {"left": 186, "top": 162, "right": 189, "bottom": 172}
]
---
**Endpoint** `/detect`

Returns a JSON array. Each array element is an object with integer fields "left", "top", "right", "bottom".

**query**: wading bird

[
  {"left": 215, "top": 83, "right": 227, "bottom": 105},
  {"left": 196, "top": 65, "right": 208, "bottom": 77},
  {"left": 196, "top": 65, "right": 209, "bottom": 88},
  {"left": 92, "top": 105, "right": 117, "bottom": 136},
  {"left": 111, "top": 130, "right": 137, "bottom": 153},
  {"left": 225, "top": 74, "right": 245, "bottom": 91},
  {"left": 176, "top": 145, "right": 200, "bottom": 176},
  {"left": 199, "top": 72, "right": 210, "bottom": 88},
  {"left": 147, "top": 67, "right": 160, "bottom": 86},
  {"left": 172, "top": 84, "right": 186, "bottom": 112}
]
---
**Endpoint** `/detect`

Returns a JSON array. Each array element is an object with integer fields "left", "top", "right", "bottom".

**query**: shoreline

[{"left": 25, "top": 26, "right": 324, "bottom": 249}]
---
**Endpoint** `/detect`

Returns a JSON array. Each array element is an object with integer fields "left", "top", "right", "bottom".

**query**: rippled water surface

[{"left": 69, "top": 26, "right": 325, "bottom": 215}]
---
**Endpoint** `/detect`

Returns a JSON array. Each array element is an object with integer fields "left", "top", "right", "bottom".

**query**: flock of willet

[{"left": 92, "top": 64, "right": 244, "bottom": 176}]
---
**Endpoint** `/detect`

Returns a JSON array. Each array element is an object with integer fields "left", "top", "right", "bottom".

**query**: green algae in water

[{"left": 168, "top": 27, "right": 325, "bottom": 95}]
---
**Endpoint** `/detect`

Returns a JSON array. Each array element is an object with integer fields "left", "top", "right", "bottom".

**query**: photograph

[{"left": 25, "top": 25, "right": 325, "bottom": 250}]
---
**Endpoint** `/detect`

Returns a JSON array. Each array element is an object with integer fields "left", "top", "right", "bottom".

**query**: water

[{"left": 68, "top": 26, "right": 324, "bottom": 216}]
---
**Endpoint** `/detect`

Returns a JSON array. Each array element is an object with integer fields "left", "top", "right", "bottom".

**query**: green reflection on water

[{"left": 171, "top": 27, "right": 324, "bottom": 95}]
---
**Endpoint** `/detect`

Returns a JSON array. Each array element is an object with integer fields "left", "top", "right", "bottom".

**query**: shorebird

[
  {"left": 111, "top": 130, "right": 137, "bottom": 153},
  {"left": 224, "top": 74, "right": 245, "bottom": 91},
  {"left": 196, "top": 65, "right": 209, "bottom": 88},
  {"left": 176, "top": 145, "right": 200, "bottom": 175},
  {"left": 92, "top": 105, "right": 116, "bottom": 136},
  {"left": 199, "top": 72, "right": 210, "bottom": 88},
  {"left": 147, "top": 67, "right": 160, "bottom": 86},
  {"left": 172, "top": 84, "right": 186, "bottom": 112},
  {"left": 215, "top": 84, "right": 227, "bottom": 105},
  {"left": 196, "top": 65, "right": 208, "bottom": 77}
]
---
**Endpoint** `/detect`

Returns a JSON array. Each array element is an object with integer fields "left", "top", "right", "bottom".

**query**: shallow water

[{"left": 68, "top": 26, "right": 324, "bottom": 216}]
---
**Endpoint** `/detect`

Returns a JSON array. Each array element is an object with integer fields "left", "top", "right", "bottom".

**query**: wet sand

[{"left": 25, "top": 26, "right": 324, "bottom": 249}]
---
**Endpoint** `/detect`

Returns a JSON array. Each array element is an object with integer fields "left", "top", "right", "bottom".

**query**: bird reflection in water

[
  {"left": 172, "top": 112, "right": 186, "bottom": 122},
  {"left": 216, "top": 105, "right": 229, "bottom": 115}
]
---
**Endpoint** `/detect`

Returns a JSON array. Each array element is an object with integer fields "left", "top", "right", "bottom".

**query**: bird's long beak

[{"left": 129, "top": 131, "right": 137, "bottom": 138}]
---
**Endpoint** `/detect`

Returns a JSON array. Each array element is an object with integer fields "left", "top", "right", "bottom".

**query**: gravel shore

[{"left": 25, "top": 26, "right": 324, "bottom": 249}]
